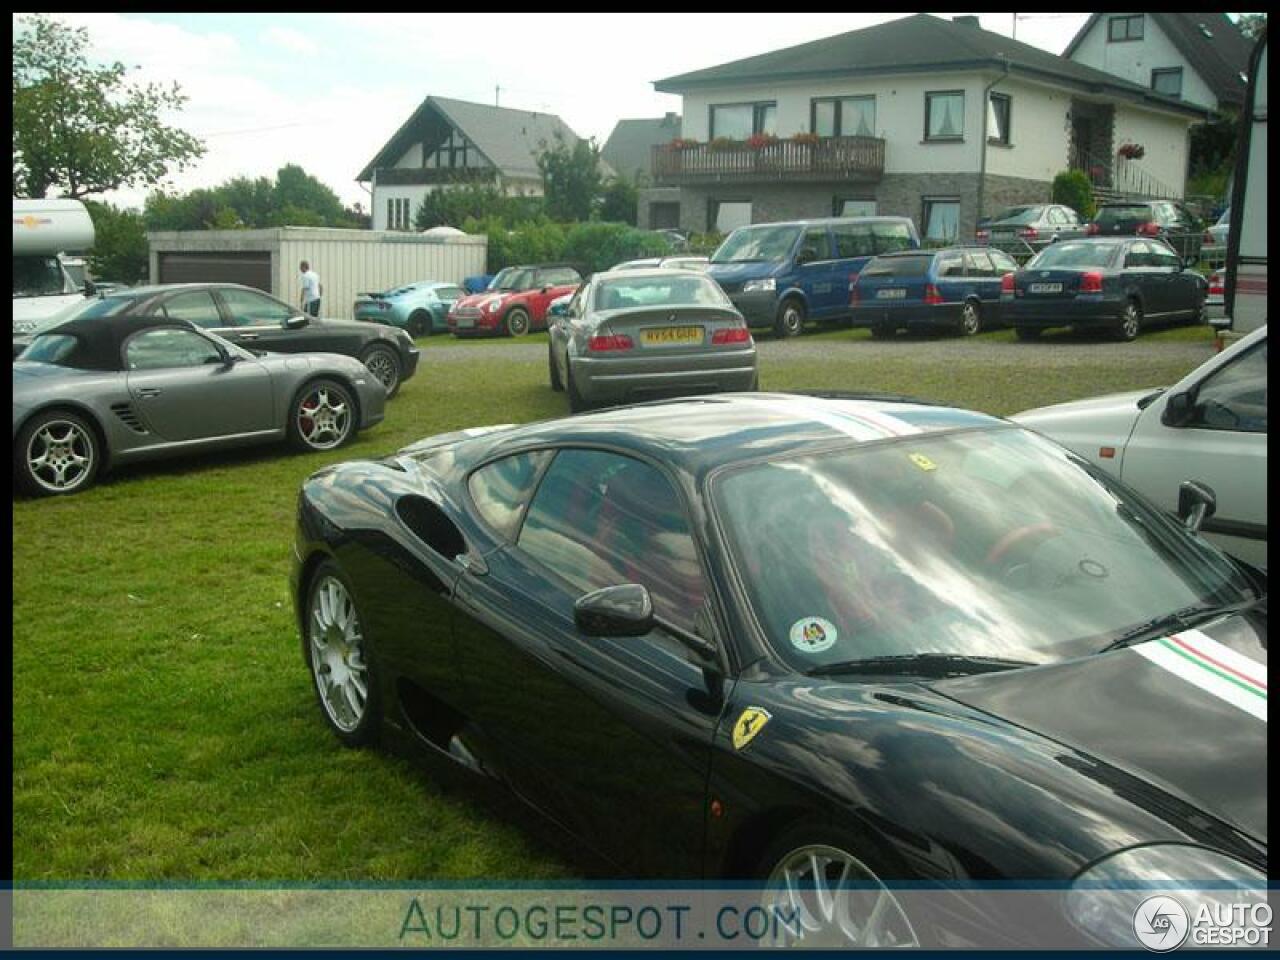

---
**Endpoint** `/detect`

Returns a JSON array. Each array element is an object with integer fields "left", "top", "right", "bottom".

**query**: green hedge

[
  {"left": 1051, "top": 169, "right": 1096, "bottom": 221},
  {"left": 464, "top": 218, "right": 671, "bottom": 274}
]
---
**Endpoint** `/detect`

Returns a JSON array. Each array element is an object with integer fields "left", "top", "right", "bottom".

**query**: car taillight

[
  {"left": 1000, "top": 272, "right": 1016, "bottom": 294},
  {"left": 850, "top": 278, "right": 861, "bottom": 306},
  {"left": 1018, "top": 227, "right": 1039, "bottom": 240},
  {"left": 923, "top": 284, "right": 944, "bottom": 305},
  {"left": 711, "top": 327, "right": 752, "bottom": 345},
  {"left": 587, "top": 334, "right": 633, "bottom": 352},
  {"left": 1085, "top": 223, "right": 1101, "bottom": 235},
  {"left": 1137, "top": 221, "right": 1160, "bottom": 237},
  {"left": 1209, "top": 271, "right": 1225, "bottom": 296},
  {"left": 976, "top": 229, "right": 990, "bottom": 242},
  {"left": 1079, "top": 271, "right": 1104, "bottom": 294}
]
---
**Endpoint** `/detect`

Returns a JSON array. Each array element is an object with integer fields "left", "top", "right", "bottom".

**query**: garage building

[{"left": 147, "top": 226, "right": 487, "bottom": 321}]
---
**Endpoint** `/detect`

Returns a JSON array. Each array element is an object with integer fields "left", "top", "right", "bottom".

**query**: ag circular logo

[{"left": 1133, "top": 895, "right": 1190, "bottom": 952}]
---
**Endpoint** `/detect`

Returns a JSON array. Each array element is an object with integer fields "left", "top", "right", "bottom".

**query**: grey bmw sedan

[{"left": 547, "top": 269, "right": 758, "bottom": 412}]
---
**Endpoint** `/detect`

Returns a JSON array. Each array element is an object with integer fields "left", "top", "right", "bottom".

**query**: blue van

[
  {"left": 706, "top": 217, "right": 920, "bottom": 337},
  {"left": 850, "top": 246, "right": 1020, "bottom": 338}
]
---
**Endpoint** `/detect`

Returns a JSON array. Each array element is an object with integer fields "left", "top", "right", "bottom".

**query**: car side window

[
  {"left": 125, "top": 327, "right": 222, "bottom": 370},
  {"left": 832, "top": 223, "right": 874, "bottom": 259},
  {"left": 989, "top": 250, "right": 1019, "bottom": 274},
  {"left": 1150, "top": 243, "right": 1180, "bottom": 269},
  {"left": 1124, "top": 241, "right": 1151, "bottom": 268},
  {"left": 517, "top": 449, "right": 708, "bottom": 632},
  {"left": 540, "top": 268, "right": 580, "bottom": 287},
  {"left": 1191, "top": 340, "right": 1268, "bottom": 434},
  {"left": 468, "top": 450, "right": 554, "bottom": 542},
  {"left": 800, "top": 226, "right": 831, "bottom": 262},
  {"left": 160, "top": 291, "right": 223, "bottom": 329},
  {"left": 217, "top": 288, "right": 296, "bottom": 327},
  {"left": 936, "top": 252, "right": 965, "bottom": 277},
  {"left": 963, "top": 250, "right": 996, "bottom": 277},
  {"left": 436, "top": 286, "right": 465, "bottom": 301}
]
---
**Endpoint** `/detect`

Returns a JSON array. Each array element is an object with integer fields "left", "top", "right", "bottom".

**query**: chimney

[{"left": 953, "top": 15, "right": 981, "bottom": 28}]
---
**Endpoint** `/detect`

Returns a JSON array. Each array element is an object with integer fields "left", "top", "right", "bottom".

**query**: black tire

[
  {"left": 361, "top": 343, "right": 401, "bottom": 398},
  {"left": 505, "top": 308, "right": 531, "bottom": 338},
  {"left": 304, "top": 559, "right": 381, "bottom": 748},
  {"left": 1014, "top": 326, "right": 1041, "bottom": 342},
  {"left": 774, "top": 297, "right": 806, "bottom": 338},
  {"left": 1115, "top": 299, "right": 1142, "bottom": 342},
  {"left": 548, "top": 342, "right": 564, "bottom": 392},
  {"left": 567, "top": 360, "right": 588, "bottom": 413},
  {"left": 15, "top": 408, "right": 102, "bottom": 497},
  {"left": 958, "top": 300, "right": 982, "bottom": 336},
  {"left": 870, "top": 323, "right": 894, "bottom": 340},
  {"left": 288, "top": 378, "right": 358, "bottom": 452},
  {"left": 407, "top": 310, "right": 431, "bottom": 337}
]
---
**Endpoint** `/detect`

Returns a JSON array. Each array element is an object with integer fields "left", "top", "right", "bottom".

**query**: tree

[
  {"left": 535, "top": 131, "right": 602, "bottom": 222},
  {"left": 13, "top": 14, "right": 205, "bottom": 199},
  {"left": 1236, "top": 13, "right": 1267, "bottom": 40},
  {"left": 271, "top": 164, "right": 346, "bottom": 225},
  {"left": 142, "top": 165, "right": 355, "bottom": 230},
  {"left": 1051, "top": 169, "right": 1095, "bottom": 221},
  {"left": 598, "top": 175, "right": 639, "bottom": 226},
  {"left": 81, "top": 200, "right": 149, "bottom": 283}
]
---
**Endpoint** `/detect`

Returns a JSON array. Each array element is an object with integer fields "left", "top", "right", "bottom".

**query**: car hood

[
  {"left": 932, "top": 611, "right": 1268, "bottom": 844},
  {"left": 454, "top": 291, "right": 515, "bottom": 310},
  {"left": 706, "top": 261, "right": 781, "bottom": 284},
  {"left": 1012, "top": 389, "right": 1152, "bottom": 438}
]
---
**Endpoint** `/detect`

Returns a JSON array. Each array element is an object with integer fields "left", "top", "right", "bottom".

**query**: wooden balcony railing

[{"left": 652, "top": 136, "right": 885, "bottom": 185}]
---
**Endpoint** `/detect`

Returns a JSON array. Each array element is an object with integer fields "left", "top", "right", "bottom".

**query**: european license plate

[
  {"left": 641, "top": 326, "right": 702, "bottom": 346},
  {"left": 876, "top": 288, "right": 906, "bottom": 299},
  {"left": 1028, "top": 282, "right": 1063, "bottom": 294},
  {"left": 455, "top": 316, "right": 474, "bottom": 329}
]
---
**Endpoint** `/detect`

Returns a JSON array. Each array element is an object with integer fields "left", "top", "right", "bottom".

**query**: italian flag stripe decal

[{"left": 1133, "top": 629, "right": 1267, "bottom": 722}]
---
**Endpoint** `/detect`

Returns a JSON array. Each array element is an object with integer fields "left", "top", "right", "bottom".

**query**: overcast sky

[{"left": 12, "top": 12, "right": 1247, "bottom": 211}]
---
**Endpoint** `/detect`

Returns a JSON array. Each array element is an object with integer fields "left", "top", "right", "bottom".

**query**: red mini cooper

[{"left": 447, "top": 263, "right": 582, "bottom": 337}]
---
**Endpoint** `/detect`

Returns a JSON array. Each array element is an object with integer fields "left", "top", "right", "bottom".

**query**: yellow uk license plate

[{"left": 640, "top": 326, "right": 702, "bottom": 346}]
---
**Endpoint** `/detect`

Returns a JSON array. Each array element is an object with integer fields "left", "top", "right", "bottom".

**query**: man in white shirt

[{"left": 299, "top": 261, "right": 322, "bottom": 317}]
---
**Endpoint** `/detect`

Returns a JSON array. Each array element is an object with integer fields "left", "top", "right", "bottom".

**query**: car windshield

[
  {"left": 489, "top": 267, "right": 536, "bottom": 291},
  {"left": 990, "top": 206, "right": 1042, "bottom": 225},
  {"left": 593, "top": 274, "right": 731, "bottom": 310},
  {"left": 711, "top": 225, "right": 801, "bottom": 264},
  {"left": 712, "top": 426, "right": 1254, "bottom": 672},
  {"left": 1028, "top": 242, "right": 1120, "bottom": 269},
  {"left": 1216, "top": 209, "right": 1231, "bottom": 226},
  {"left": 13, "top": 256, "right": 70, "bottom": 298}
]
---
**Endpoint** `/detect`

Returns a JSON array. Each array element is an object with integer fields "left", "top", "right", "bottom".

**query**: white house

[
  {"left": 1063, "top": 13, "right": 1254, "bottom": 114},
  {"left": 643, "top": 14, "right": 1211, "bottom": 240},
  {"left": 356, "top": 97, "right": 591, "bottom": 232}
]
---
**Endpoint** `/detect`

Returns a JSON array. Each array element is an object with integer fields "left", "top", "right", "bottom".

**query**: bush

[
  {"left": 685, "top": 231, "right": 725, "bottom": 256},
  {"left": 1051, "top": 169, "right": 1096, "bottom": 221},
  {"left": 462, "top": 215, "right": 567, "bottom": 273},
  {"left": 562, "top": 221, "right": 669, "bottom": 273},
  {"left": 82, "top": 199, "right": 149, "bottom": 283}
]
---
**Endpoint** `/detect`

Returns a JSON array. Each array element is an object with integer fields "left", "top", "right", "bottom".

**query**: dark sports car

[
  {"left": 14, "top": 313, "right": 385, "bottom": 496},
  {"left": 291, "top": 394, "right": 1266, "bottom": 947},
  {"left": 13, "top": 283, "right": 420, "bottom": 397}
]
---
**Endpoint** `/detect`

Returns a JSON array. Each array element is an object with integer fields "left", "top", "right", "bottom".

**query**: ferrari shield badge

[{"left": 732, "top": 707, "right": 772, "bottom": 751}]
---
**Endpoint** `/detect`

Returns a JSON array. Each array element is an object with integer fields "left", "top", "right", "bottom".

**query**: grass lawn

[{"left": 12, "top": 338, "right": 1211, "bottom": 882}]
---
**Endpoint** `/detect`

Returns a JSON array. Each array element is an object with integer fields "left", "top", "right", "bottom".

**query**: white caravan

[{"left": 13, "top": 197, "right": 95, "bottom": 333}]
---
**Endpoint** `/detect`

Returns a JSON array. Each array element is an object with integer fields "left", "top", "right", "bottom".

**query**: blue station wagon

[
  {"left": 706, "top": 217, "right": 920, "bottom": 337},
  {"left": 851, "top": 246, "right": 1020, "bottom": 337}
]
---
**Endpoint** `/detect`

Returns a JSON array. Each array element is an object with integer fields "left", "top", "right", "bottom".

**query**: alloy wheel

[
  {"left": 363, "top": 348, "right": 400, "bottom": 394},
  {"left": 764, "top": 844, "right": 919, "bottom": 948},
  {"left": 308, "top": 575, "right": 368, "bottom": 733},
  {"left": 296, "top": 385, "right": 352, "bottom": 450},
  {"left": 1120, "top": 303, "right": 1141, "bottom": 341},
  {"left": 25, "top": 418, "right": 96, "bottom": 494},
  {"left": 960, "top": 302, "right": 981, "bottom": 336}
]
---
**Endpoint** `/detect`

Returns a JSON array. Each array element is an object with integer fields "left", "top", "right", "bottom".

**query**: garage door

[{"left": 157, "top": 252, "right": 272, "bottom": 292}]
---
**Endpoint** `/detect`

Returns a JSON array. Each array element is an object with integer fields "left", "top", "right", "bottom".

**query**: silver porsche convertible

[{"left": 13, "top": 312, "right": 387, "bottom": 496}]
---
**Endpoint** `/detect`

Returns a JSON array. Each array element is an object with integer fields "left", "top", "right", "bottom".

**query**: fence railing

[{"left": 652, "top": 136, "right": 885, "bottom": 184}]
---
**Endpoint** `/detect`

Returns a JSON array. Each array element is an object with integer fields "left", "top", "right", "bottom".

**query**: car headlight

[
  {"left": 484, "top": 297, "right": 505, "bottom": 313},
  {"left": 1065, "top": 845, "right": 1268, "bottom": 949},
  {"left": 742, "top": 278, "right": 777, "bottom": 293}
]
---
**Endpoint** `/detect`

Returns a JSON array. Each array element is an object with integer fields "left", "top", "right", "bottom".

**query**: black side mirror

[
  {"left": 574, "top": 584, "right": 654, "bottom": 637},
  {"left": 1162, "top": 390, "right": 1196, "bottom": 427},
  {"left": 285, "top": 315, "right": 308, "bottom": 330},
  {"left": 1177, "top": 480, "right": 1217, "bottom": 533}
]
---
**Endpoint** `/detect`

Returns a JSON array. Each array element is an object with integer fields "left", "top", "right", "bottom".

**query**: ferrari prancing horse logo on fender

[{"left": 732, "top": 707, "right": 772, "bottom": 751}]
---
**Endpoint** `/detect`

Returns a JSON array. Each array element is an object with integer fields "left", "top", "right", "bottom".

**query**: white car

[{"left": 1013, "top": 325, "right": 1267, "bottom": 569}]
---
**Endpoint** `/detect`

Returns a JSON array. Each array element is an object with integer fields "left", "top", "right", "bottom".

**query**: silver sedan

[{"left": 547, "top": 269, "right": 758, "bottom": 412}]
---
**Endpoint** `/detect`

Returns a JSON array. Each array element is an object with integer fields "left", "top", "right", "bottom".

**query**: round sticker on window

[{"left": 790, "top": 616, "right": 837, "bottom": 654}]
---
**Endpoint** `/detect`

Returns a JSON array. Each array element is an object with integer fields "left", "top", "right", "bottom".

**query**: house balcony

[
  {"left": 651, "top": 136, "right": 885, "bottom": 186},
  {"left": 373, "top": 167, "right": 497, "bottom": 187}
]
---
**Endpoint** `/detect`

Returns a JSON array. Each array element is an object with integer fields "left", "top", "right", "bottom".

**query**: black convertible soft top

[{"left": 36, "top": 313, "right": 202, "bottom": 372}]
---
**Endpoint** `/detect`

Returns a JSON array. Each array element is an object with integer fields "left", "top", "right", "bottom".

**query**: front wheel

[
  {"left": 288, "top": 379, "right": 357, "bottom": 452},
  {"left": 15, "top": 409, "right": 102, "bottom": 497},
  {"left": 361, "top": 344, "right": 402, "bottom": 398},
  {"left": 505, "top": 308, "right": 531, "bottom": 337},
  {"left": 1115, "top": 300, "right": 1142, "bottom": 341},
  {"left": 774, "top": 298, "right": 806, "bottom": 338},
  {"left": 306, "top": 560, "right": 380, "bottom": 747}
]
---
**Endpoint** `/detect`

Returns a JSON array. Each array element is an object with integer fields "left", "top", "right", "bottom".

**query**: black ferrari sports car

[{"left": 291, "top": 393, "right": 1266, "bottom": 948}]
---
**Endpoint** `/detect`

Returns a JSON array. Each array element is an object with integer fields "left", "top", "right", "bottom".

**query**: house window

[
  {"left": 925, "top": 91, "right": 965, "bottom": 141},
  {"left": 811, "top": 96, "right": 876, "bottom": 137},
  {"left": 1108, "top": 14, "right": 1144, "bottom": 42},
  {"left": 835, "top": 198, "right": 877, "bottom": 217},
  {"left": 922, "top": 197, "right": 961, "bottom": 243},
  {"left": 987, "top": 93, "right": 1012, "bottom": 145},
  {"left": 385, "top": 197, "right": 411, "bottom": 231},
  {"left": 709, "top": 102, "right": 776, "bottom": 139},
  {"left": 1151, "top": 68, "right": 1184, "bottom": 98},
  {"left": 426, "top": 131, "right": 475, "bottom": 169},
  {"left": 710, "top": 198, "right": 752, "bottom": 233}
]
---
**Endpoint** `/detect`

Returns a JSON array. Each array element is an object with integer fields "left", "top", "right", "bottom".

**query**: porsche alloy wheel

[
  {"left": 362, "top": 344, "right": 401, "bottom": 397},
  {"left": 290, "top": 380, "right": 354, "bottom": 451},
  {"left": 17, "top": 410, "right": 100, "bottom": 496},
  {"left": 307, "top": 567, "right": 376, "bottom": 744},
  {"left": 763, "top": 844, "right": 920, "bottom": 948}
]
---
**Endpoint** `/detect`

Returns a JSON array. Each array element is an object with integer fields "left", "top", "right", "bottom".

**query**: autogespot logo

[{"left": 1133, "top": 895, "right": 1190, "bottom": 952}]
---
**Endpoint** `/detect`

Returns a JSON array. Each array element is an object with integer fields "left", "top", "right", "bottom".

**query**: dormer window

[
  {"left": 1152, "top": 67, "right": 1183, "bottom": 98},
  {"left": 1108, "top": 14, "right": 1144, "bottom": 43}
]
